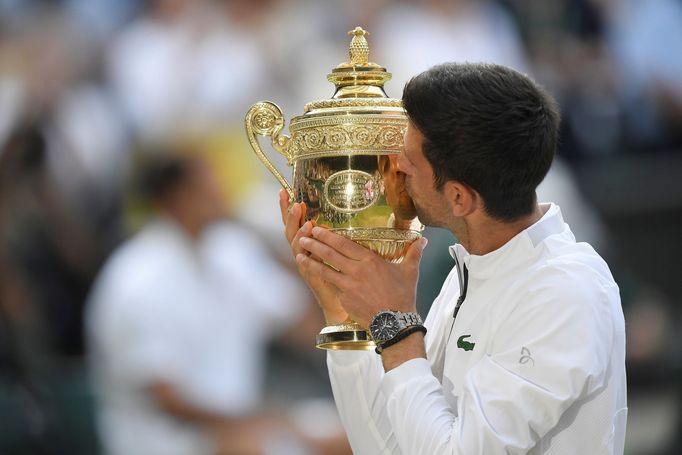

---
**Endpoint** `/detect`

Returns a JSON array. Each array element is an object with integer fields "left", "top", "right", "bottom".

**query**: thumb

[{"left": 403, "top": 236, "right": 428, "bottom": 268}]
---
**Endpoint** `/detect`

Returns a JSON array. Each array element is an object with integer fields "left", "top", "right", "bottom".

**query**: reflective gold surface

[
  {"left": 245, "top": 27, "right": 422, "bottom": 350},
  {"left": 316, "top": 321, "right": 375, "bottom": 351}
]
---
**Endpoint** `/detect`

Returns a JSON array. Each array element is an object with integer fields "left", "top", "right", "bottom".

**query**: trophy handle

[{"left": 245, "top": 101, "right": 295, "bottom": 201}]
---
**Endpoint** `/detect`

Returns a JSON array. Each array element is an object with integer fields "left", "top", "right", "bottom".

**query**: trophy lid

[
  {"left": 285, "top": 26, "right": 406, "bottom": 161},
  {"left": 302, "top": 26, "right": 402, "bottom": 113},
  {"left": 326, "top": 27, "right": 392, "bottom": 99}
]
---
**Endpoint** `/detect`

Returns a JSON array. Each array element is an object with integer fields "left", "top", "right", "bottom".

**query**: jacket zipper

[{"left": 447, "top": 254, "right": 469, "bottom": 343}]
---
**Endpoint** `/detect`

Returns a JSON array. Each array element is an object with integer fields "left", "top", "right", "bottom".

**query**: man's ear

[{"left": 444, "top": 181, "right": 479, "bottom": 217}]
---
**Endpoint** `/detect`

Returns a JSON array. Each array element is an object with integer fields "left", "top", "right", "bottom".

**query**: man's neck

[
  {"left": 161, "top": 207, "right": 204, "bottom": 240},
  {"left": 454, "top": 204, "right": 546, "bottom": 256}
]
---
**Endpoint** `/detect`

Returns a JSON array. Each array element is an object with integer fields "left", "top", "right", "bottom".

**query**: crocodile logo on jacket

[{"left": 457, "top": 334, "right": 475, "bottom": 351}]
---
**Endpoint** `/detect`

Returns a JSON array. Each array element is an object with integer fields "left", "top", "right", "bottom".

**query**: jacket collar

[{"left": 448, "top": 203, "right": 568, "bottom": 280}]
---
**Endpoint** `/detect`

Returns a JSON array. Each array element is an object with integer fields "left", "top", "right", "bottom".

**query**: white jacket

[{"left": 327, "top": 204, "right": 627, "bottom": 454}]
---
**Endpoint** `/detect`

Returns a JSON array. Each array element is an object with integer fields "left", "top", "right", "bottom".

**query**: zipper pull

[{"left": 453, "top": 264, "right": 469, "bottom": 320}]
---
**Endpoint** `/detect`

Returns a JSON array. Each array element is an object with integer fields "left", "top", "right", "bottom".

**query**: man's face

[
  {"left": 397, "top": 123, "right": 450, "bottom": 228},
  {"left": 176, "top": 158, "right": 228, "bottom": 227}
]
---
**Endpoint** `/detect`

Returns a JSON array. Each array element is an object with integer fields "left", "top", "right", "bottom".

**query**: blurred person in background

[
  {"left": 602, "top": 0, "right": 682, "bottom": 153},
  {"left": 0, "top": 121, "right": 103, "bottom": 453},
  {"left": 86, "top": 150, "right": 350, "bottom": 455},
  {"left": 0, "top": 5, "right": 131, "bottom": 452}
]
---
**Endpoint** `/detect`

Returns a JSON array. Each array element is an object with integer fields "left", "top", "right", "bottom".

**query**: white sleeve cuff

[
  {"left": 381, "top": 357, "right": 433, "bottom": 397},
  {"left": 327, "top": 350, "right": 377, "bottom": 369}
]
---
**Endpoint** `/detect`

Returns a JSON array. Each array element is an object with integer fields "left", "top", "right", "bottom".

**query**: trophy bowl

[{"left": 245, "top": 27, "right": 422, "bottom": 350}]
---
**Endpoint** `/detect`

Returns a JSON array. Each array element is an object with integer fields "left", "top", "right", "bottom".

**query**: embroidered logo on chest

[{"left": 457, "top": 334, "right": 475, "bottom": 351}]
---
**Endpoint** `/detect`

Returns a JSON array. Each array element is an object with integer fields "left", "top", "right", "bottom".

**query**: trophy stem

[{"left": 315, "top": 319, "right": 375, "bottom": 350}]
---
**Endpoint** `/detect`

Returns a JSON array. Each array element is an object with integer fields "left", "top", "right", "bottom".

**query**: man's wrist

[
  {"left": 380, "top": 330, "right": 426, "bottom": 372},
  {"left": 313, "top": 294, "right": 348, "bottom": 325},
  {"left": 375, "top": 325, "right": 426, "bottom": 354}
]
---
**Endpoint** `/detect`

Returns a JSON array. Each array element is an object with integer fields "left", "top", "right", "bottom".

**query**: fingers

[
  {"left": 291, "top": 221, "right": 313, "bottom": 256},
  {"left": 296, "top": 253, "right": 348, "bottom": 289},
  {"left": 298, "top": 236, "right": 354, "bottom": 273},
  {"left": 300, "top": 199, "right": 308, "bottom": 222},
  {"left": 278, "top": 189, "right": 287, "bottom": 225},
  {"left": 284, "top": 201, "right": 299, "bottom": 243},
  {"left": 310, "top": 226, "right": 369, "bottom": 260},
  {"left": 278, "top": 189, "right": 290, "bottom": 226},
  {"left": 284, "top": 201, "right": 306, "bottom": 244},
  {"left": 403, "top": 237, "right": 428, "bottom": 270}
]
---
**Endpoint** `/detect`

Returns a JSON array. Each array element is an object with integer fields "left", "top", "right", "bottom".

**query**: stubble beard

[
  {"left": 411, "top": 190, "right": 451, "bottom": 230},
  {"left": 414, "top": 203, "right": 436, "bottom": 228}
]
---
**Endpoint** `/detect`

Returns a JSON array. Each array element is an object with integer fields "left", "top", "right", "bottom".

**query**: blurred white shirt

[{"left": 86, "top": 218, "right": 307, "bottom": 455}]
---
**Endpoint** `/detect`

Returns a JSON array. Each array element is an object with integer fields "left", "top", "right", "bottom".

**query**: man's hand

[
  {"left": 279, "top": 190, "right": 347, "bottom": 325},
  {"left": 295, "top": 225, "right": 428, "bottom": 328}
]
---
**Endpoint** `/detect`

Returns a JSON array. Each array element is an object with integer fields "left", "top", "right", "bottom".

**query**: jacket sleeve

[
  {"left": 378, "top": 266, "right": 616, "bottom": 454},
  {"left": 327, "top": 351, "right": 400, "bottom": 454},
  {"left": 326, "top": 265, "right": 461, "bottom": 454}
]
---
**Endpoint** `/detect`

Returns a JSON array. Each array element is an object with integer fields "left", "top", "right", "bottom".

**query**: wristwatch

[{"left": 370, "top": 310, "right": 424, "bottom": 347}]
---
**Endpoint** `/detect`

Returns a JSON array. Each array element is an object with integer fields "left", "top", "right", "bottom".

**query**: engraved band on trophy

[{"left": 245, "top": 27, "right": 422, "bottom": 350}]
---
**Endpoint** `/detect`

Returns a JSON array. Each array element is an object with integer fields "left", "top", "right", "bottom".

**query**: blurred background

[{"left": 0, "top": 0, "right": 681, "bottom": 454}]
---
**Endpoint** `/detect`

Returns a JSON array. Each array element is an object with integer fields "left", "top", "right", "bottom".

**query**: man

[
  {"left": 280, "top": 63, "right": 627, "bottom": 454},
  {"left": 87, "top": 153, "right": 345, "bottom": 454}
]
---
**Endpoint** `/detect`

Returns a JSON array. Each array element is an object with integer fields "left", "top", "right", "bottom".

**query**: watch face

[{"left": 370, "top": 312, "right": 400, "bottom": 343}]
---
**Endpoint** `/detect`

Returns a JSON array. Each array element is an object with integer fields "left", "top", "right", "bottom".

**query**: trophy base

[{"left": 315, "top": 321, "right": 376, "bottom": 350}]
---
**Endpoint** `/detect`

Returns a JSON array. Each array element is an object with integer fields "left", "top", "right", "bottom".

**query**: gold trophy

[{"left": 245, "top": 27, "right": 422, "bottom": 350}]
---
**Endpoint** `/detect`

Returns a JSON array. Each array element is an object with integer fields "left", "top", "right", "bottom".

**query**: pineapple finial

[{"left": 348, "top": 27, "right": 370, "bottom": 66}]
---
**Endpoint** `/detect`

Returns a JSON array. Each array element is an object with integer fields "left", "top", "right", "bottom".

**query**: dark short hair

[
  {"left": 137, "top": 154, "right": 194, "bottom": 200},
  {"left": 402, "top": 63, "right": 560, "bottom": 222}
]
